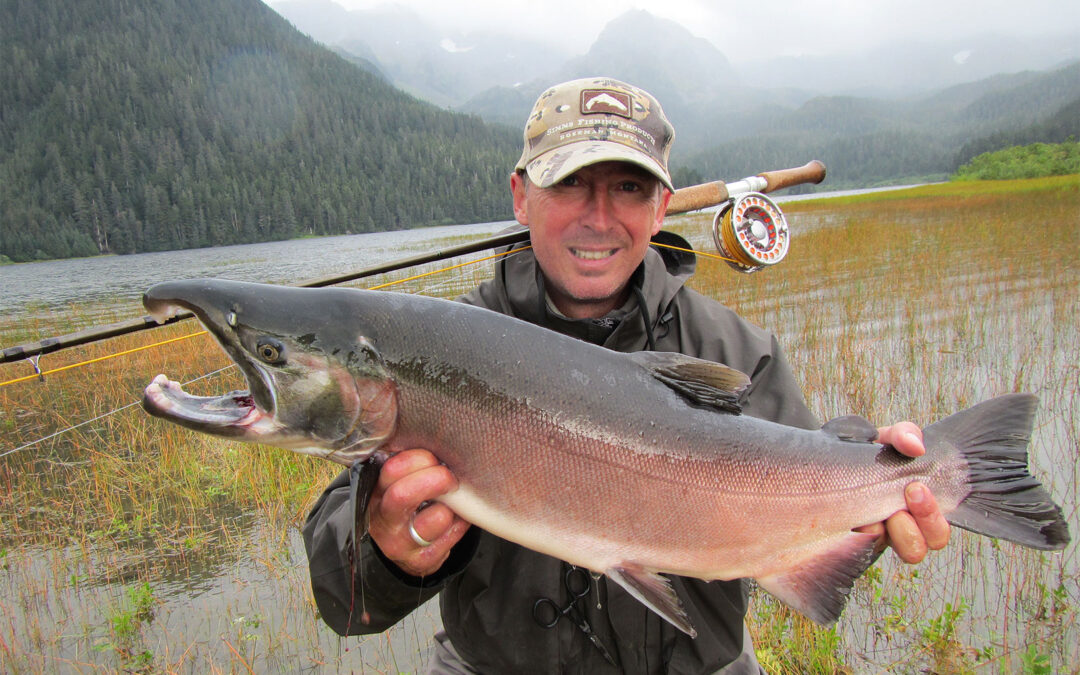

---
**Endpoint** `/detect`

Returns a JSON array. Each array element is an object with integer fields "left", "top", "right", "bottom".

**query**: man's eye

[
  {"left": 557, "top": 175, "right": 580, "bottom": 187},
  {"left": 618, "top": 181, "right": 642, "bottom": 192}
]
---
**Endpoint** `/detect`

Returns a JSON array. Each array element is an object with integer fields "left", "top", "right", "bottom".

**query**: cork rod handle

[{"left": 665, "top": 160, "right": 827, "bottom": 215}]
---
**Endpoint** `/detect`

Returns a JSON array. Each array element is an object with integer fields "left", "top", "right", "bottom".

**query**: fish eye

[{"left": 256, "top": 338, "right": 285, "bottom": 364}]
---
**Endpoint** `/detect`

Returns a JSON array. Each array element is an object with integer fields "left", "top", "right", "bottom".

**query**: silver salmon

[{"left": 141, "top": 279, "right": 1070, "bottom": 636}]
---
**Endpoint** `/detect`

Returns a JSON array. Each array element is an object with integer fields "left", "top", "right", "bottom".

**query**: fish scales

[
  {"left": 140, "top": 280, "right": 1070, "bottom": 633},
  {"left": 308, "top": 289, "right": 967, "bottom": 575}
]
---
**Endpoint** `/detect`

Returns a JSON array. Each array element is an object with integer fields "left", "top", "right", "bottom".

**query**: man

[{"left": 304, "top": 77, "right": 951, "bottom": 673}]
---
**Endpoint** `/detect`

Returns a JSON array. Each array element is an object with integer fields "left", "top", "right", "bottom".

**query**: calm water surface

[
  {"left": 0, "top": 221, "right": 514, "bottom": 320},
  {"left": 0, "top": 185, "right": 917, "bottom": 322}
]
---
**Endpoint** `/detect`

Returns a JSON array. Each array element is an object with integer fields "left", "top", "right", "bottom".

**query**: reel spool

[{"left": 712, "top": 192, "right": 789, "bottom": 273}]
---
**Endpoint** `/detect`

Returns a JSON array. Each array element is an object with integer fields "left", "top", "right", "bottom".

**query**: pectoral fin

[
  {"left": 755, "top": 530, "right": 879, "bottom": 624},
  {"left": 349, "top": 453, "right": 385, "bottom": 555},
  {"left": 348, "top": 452, "right": 385, "bottom": 625},
  {"left": 607, "top": 563, "right": 697, "bottom": 638}
]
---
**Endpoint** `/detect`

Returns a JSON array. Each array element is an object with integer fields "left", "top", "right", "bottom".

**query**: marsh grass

[
  {"left": 673, "top": 175, "right": 1080, "bottom": 673},
  {"left": 1, "top": 175, "right": 1077, "bottom": 672}
]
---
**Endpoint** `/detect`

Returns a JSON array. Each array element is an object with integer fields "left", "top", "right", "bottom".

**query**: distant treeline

[
  {"left": 0, "top": 0, "right": 519, "bottom": 262},
  {"left": 675, "top": 63, "right": 1080, "bottom": 191},
  {"left": 952, "top": 141, "right": 1080, "bottom": 181}
]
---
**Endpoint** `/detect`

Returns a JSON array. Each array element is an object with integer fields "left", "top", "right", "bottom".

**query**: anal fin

[
  {"left": 756, "top": 530, "right": 879, "bottom": 625},
  {"left": 607, "top": 563, "right": 697, "bottom": 638}
]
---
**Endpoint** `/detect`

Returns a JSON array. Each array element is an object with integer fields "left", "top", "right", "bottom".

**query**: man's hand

[
  {"left": 855, "top": 422, "right": 951, "bottom": 563},
  {"left": 367, "top": 449, "right": 471, "bottom": 577}
]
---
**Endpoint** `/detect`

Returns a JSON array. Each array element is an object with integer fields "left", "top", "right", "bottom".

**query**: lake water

[
  {"left": 0, "top": 184, "right": 919, "bottom": 324},
  {"left": 0, "top": 220, "right": 515, "bottom": 321}
]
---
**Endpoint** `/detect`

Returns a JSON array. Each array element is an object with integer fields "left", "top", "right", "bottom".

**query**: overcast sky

[{"left": 318, "top": 0, "right": 1080, "bottom": 60}]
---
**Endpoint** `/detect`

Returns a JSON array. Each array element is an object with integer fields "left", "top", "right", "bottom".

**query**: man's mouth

[{"left": 571, "top": 248, "right": 617, "bottom": 261}]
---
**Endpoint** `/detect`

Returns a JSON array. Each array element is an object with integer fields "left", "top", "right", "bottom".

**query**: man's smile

[{"left": 570, "top": 247, "right": 618, "bottom": 261}]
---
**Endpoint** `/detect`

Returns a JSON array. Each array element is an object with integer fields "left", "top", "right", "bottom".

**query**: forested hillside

[
  {"left": 677, "top": 62, "right": 1080, "bottom": 189},
  {"left": 0, "top": 0, "right": 519, "bottom": 262}
]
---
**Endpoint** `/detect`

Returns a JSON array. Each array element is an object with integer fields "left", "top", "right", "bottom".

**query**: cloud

[
  {"left": 439, "top": 38, "right": 473, "bottom": 54},
  {"left": 325, "top": 0, "right": 1080, "bottom": 58}
]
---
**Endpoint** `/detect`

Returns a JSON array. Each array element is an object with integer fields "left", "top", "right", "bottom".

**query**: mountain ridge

[{"left": 0, "top": 0, "right": 519, "bottom": 261}]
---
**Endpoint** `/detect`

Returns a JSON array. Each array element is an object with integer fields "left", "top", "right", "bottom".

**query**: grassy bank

[
  {"left": 1, "top": 175, "right": 1078, "bottom": 672},
  {"left": 952, "top": 142, "right": 1080, "bottom": 181}
]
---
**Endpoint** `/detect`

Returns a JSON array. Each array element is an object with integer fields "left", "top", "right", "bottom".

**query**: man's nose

[{"left": 582, "top": 187, "right": 615, "bottom": 231}]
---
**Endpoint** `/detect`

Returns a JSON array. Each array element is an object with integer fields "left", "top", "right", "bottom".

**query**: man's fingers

[
  {"left": 364, "top": 449, "right": 469, "bottom": 576},
  {"left": 877, "top": 421, "right": 925, "bottom": 458},
  {"left": 884, "top": 483, "right": 952, "bottom": 564},
  {"left": 378, "top": 449, "right": 441, "bottom": 490},
  {"left": 885, "top": 511, "right": 926, "bottom": 564},
  {"left": 410, "top": 502, "right": 457, "bottom": 545},
  {"left": 905, "top": 482, "right": 951, "bottom": 550},
  {"left": 379, "top": 464, "right": 459, "bottom": 521}
]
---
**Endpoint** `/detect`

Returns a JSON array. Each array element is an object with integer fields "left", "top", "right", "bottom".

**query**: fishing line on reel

[{"left": 712, "top": 192, "right": 790, "bottom": 274}]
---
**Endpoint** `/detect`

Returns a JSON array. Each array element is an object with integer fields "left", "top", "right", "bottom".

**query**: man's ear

[
  {"left": 652, "top": 188, "right": 673, "bottom": 235},
  {"left": 510, "top": 171, "right": 529, "bottom": 226}
]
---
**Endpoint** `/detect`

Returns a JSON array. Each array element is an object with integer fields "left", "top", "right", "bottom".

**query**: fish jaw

[
  {"left": 141, "top": 373, "right": 289, "bottom": 442},
  {"left": 141, "top": 280, "right": 399, "bottom": 465}
]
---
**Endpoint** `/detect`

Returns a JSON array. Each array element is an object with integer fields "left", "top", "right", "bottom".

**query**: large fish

[{"left": 141, "top": 279, "right": 1069, "bottom": 636}]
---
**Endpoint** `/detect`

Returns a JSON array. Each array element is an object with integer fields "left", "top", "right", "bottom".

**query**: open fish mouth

[{"left": 143, "top": 373, "right": 269, "bottom": 435}]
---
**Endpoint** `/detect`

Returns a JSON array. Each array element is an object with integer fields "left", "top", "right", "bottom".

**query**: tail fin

[{"left": 927, "top": 393, "right": 1070, "bottom": 550}]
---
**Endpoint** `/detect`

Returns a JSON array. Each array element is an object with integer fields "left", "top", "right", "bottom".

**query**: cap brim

[{"left": 524, "top": 141, "right": 674, "bottom": 192}]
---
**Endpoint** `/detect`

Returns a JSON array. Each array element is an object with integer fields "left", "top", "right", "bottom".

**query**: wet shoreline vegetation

[{"left": 1, "top": 175, "right": 1078, "bottom": 673}]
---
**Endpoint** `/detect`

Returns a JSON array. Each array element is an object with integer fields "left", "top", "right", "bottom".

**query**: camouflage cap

[{"left": 515, "top": 77, "right": 675, "bottom": 191}]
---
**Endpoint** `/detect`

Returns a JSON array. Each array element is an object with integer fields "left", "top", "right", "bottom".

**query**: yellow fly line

[
  {"left": 1, "top": 240, "right": 731, "bottom": 389},
  {"left": 365, "top": 247, "right": 528, "bottom": 290},
  {"left": 0, "top": 332, "right": 210, "bottom": 387},
  {"left": 650, "top": 240, "right": 736, "bottom": 265}
]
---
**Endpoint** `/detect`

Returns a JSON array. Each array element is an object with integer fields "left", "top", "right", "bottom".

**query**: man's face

[{"left": 511, "top": 161, "right": 672, "bottom": 320}]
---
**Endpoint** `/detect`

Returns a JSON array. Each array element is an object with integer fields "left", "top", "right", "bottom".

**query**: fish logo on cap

[{"left": 582, "top": 90, "right": 632, "bottom": 118}]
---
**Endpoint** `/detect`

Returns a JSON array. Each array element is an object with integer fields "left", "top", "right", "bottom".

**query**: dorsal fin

[
  {"left": 821, "top": 415, "right": 879, "bottom": 443},
  {"left": 630, "top": 351, "right": 749, "bottom": 414}
]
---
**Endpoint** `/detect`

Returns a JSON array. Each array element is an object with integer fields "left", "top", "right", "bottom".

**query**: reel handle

[{"left": 665, "top": 160, "right": 826, "bottom": 215}]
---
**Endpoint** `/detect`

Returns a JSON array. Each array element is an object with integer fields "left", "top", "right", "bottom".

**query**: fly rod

[{"left": 1, "top": 161, "right": 825, "bottom": 365}]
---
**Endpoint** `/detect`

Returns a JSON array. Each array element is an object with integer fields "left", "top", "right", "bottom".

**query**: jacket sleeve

[{"left": 303, "top": 468, "right": 480, "bottom": 635}]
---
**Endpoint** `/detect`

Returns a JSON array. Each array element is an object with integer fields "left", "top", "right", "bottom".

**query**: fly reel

[{"left": 712, "top": 192, "right": 789, "bottom": 273}]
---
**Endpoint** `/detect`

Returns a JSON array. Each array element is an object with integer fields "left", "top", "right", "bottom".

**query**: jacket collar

[{"left": 484, "top": 231, "right": 696, "bottom": 350}]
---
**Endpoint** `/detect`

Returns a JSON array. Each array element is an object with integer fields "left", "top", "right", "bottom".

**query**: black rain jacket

[{"left": 303, "top": 232, "right": 819, "bottom": 673}]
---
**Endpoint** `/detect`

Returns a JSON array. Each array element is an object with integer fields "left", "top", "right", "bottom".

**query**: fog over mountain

[
  {"left": 268, "top": 1, "right": 1080, "bottom": 186},
  {"left": 269, "top": 0, "right": 1079, "bottom": 107},
  {"left": 270, "top": 0, "right": 569, "bottom": 106}
]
